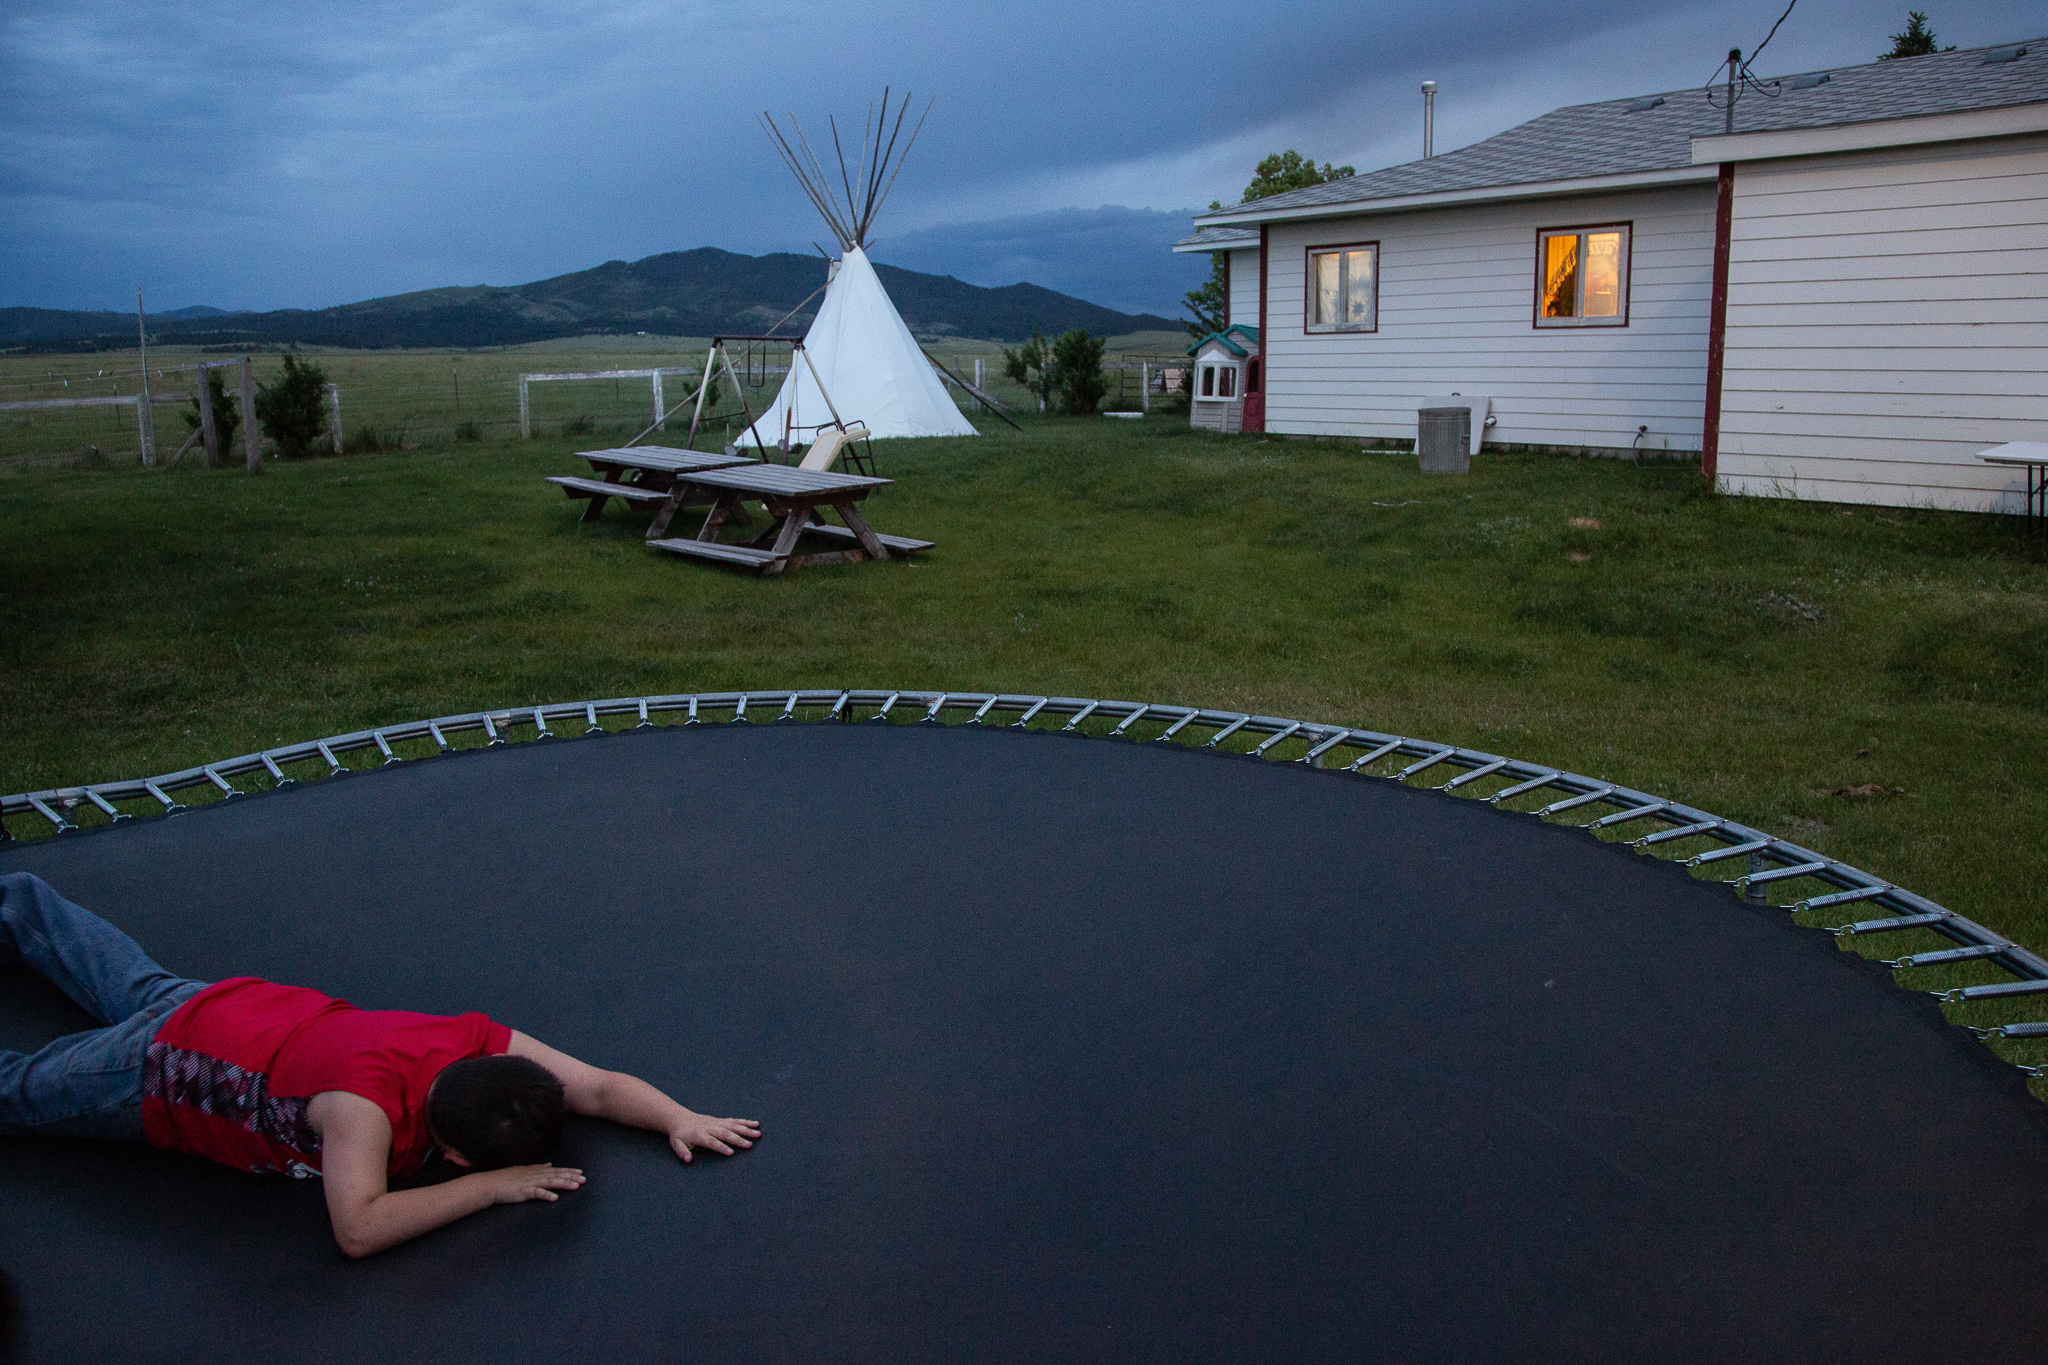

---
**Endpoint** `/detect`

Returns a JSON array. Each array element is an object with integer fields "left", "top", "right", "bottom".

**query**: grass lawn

[{"left": 5, "top": 415, "right": 2047, "bottom": 1071}]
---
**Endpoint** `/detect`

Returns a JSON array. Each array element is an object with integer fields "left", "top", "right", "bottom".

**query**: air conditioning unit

[{"left": 1417, "top": 407, "right": 1471, "bottom": 474}]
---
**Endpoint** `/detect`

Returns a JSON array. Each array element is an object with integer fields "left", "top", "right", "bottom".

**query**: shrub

[
  {"left": 344, "top": 425, "right": 402, "bottom": 454},
  {"left": 1051, "top": 328, "right": 1107, "bottom": 416},
  {"left": 1001, "top": 328, "right": 1058, "bottom": 414},
  {"left": 255, "top": 354, "right": 331, "bottom": 459},
  {"left": 181, "top": 371, "right": 241, "bottom": 453}
]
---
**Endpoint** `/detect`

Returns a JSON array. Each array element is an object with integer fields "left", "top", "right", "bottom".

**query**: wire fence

[{"left": 0, "top": 339, "right": 1196, "bottom": 465}]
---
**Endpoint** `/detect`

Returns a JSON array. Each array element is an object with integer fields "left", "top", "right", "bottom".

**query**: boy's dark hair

[{"left": 426, "top": 1056, "right": 566, "bottom": 1169}]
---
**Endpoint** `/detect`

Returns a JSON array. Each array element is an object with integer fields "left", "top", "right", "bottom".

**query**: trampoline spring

[
  {"left": 1063, "top": 701, "right": 1102, "bottom": 733},
  {"left": 1441, "top": 757, "right": 1510, "bottom": 791},
  {"left": 1155, "top": 710, "right": 1198, "bottom": 743},
  {"left": 1011, "top": 698, "right": 1048, "bottom": 729},
  {"left": 922, "top": 694, "right": 950, "bottom": 724},
  {"left": 1113, "top": 704, "right": 1151, "bottom": 736},
  {"left": 481, "top": 716, "right": 503, "bottom": 746},
  {"left": 1633, "top": 817, "right": 1722, "bottom": 848},
  {"left": 203, "top": 767, "right": 241, "bottom": 796},
  {"left": 83, "top": 788, "right": 129, "bottom": 820},
  {"left": 373, "top": 733, "right": 400, "bottom": 766},
  {"left": 830, "top": 692, "right": 852, "bottom": 722},
  {"left": 1839, "top": 911, "right": 1952, "bottom": 937},
  {"left": 1538, "top": 785, "right": 1617, "bottom": 816},
  {"left": 1301, "top": 730, "right": 1351, "bottom": 766},
  {"left": 27, "top": 795, "right": 74, "bottom": 833},
  {"left": 1887, "top": 943, "right": 2011, "bottom": 970},
  {"left": 1797, "top": 884, "right": 1893, "bottom": 913},
  {"left": 1975, "top": 1021, "right": 2048, "bottom": 1041},
  {"left": 585, "top": 704, "right": 603, "bottom": 735},
  {"left": 968, "top": 696, "right": 1000, "bottom": 725},
  {"left": 732, "top": 695, "right": 751, "bottom": 724},
  {"left": 1488, "top": 770, "right": 1561, "bottom": 804},
  {"left": 532, "top": 707, "right": 554, "bottom": 739},
  {"left": 636, "top": 700, "right": 653, "bottom": 729},
  {"left": 143, "top": 781, "right": 183, "bottom": 813},
  {"left": 1588, "top": 800, "right": 1671, "bottom": 831},
  {"left": 260, "top": 753, "right": 293, "bottom": 788},
  {"left": 1394, "top": 748, "right": 1456, "bottom": 781},
  {"left": 1938, "top": 978, "right": 2048, "bottom": 1003},
  {"left": 1346, "top": 737, "right": 1407, "bottom": 772},
  {"left": 1204, "top": 716, "right": 1253, "bottom": 749},
  {"left": 685, "top": 697, "right": 700, "bottom": 726},
  {"left": 1251, "top": 721, "right": 1303, "bottom": 757},
  {"left": 873, "top": 692, "right": 902, "bottom": 723},
  {"left": 780, "top": 693, "right": 803, "bottom": 723},
  {"left": 1687, "top": 839, "right": 1769, "bottom": 871},
  {"left": 1736, "top": 859, "right": 1829, "bottom": 888}
]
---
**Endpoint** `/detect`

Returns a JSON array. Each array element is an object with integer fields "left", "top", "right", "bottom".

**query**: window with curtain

[
  {"left": 1536, "top": 224, "right": 1631, "bottom": 327},
  {"left": 1305, "top": 243, "right": 1378, "bottom": 332}
]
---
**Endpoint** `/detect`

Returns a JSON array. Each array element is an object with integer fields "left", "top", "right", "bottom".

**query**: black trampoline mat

[{"left": 4, "top": 721, "right": 2047, "bottom": 1363}]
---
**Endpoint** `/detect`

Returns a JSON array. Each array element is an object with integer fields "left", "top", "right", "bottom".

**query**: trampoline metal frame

[{"left": 6, "top": 688, "right": 2046, "bottom": 1030}]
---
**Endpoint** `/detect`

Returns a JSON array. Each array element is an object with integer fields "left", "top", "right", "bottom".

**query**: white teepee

[
  {"left": 750, "top": 90, "right": 978, "bottom": 448},
  {"left": 746, "top": 247, "right": 977, "bottom": 446}
]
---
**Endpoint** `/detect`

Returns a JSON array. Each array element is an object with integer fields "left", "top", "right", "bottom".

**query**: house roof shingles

[{"left": 1196, "top": 39, "right": 2048, "bottom": 225}]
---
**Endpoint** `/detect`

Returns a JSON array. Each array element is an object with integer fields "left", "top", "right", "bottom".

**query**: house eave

[
  {"left": 1195, "top": 163, "right": 1720, "bottom": 228},
  {"left": 1691, "top": 99, "right": 2048, "bottom": 163},
  {"left": 1171, "top": 237, "right": 1257, "bottom": 254}
]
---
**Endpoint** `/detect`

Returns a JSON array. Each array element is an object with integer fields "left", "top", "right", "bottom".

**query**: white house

[{"left": 1174, "top": 39, "right": 2048, "bottom": 512}]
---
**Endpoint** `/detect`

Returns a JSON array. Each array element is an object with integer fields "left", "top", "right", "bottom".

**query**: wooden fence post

[
  {"left": 1142, "top": 362, "right": 1150, "bottom": 415},
  {"left": 236, "top": 356, "right": 261, "bottom": 473},
  {"left": 518, "top": 378, "right": 531, "bottom": 439},
  {"left": 197, "top": 365, "right": 220, "bottom": 467},
  {"left": 652, "top": 372, "right": 665, "bottom": 431},
  {"left": 325, "top": 383, "right": 342, "bottom": 454}
]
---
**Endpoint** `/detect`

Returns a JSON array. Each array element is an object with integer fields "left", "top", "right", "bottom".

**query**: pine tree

[{"left": 1880, "top": 11, "right": 1954, "bottom": 59}]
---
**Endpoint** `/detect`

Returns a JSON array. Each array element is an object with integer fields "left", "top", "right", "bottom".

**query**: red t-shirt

[{"left": 142, "top": 977, "right": 511, "bottom": 1180}]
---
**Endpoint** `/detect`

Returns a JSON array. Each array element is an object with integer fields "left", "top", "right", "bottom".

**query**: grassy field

[
  {"left": 4, "top": 414, "right": 2046, "bottom": 1073},
  {"left": 0, "top": 332, "right": 1190, "bottom": 460}
]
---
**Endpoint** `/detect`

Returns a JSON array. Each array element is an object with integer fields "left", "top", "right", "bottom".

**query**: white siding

[
  {"left": 1226, "top": 248, "right": 1259, "bottom": 329},
  {"left": 1718, "top": 133, "right": 2048, "bottom": 511},
  {"left": 1259, "top": 185, "right": 1716, "bottom": 450}
]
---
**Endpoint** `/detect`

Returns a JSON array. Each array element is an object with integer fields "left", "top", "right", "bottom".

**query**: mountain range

[{"left": 1, "top": 249, "right": 1181, "bottom": 352}]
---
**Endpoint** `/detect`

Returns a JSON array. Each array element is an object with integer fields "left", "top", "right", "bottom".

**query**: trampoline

[{"left": 5, "top": 690, "right": 2048, "bottom": 1364}]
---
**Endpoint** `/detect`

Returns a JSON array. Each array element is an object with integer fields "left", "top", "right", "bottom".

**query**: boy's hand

[
  {"left": 488, "top": 1163, "right": 586, "bottom": 1204},
  {"left": 668, "top": 1113, "right": 761, "bottom": 1162}
]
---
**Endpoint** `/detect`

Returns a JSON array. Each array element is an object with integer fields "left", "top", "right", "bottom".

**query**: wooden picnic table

[
  {"left": 545, "top": 446, "right": 756, "bottom": 523},
  {"left": 645, "top": 464, "right": 933, "bottom": 576}
]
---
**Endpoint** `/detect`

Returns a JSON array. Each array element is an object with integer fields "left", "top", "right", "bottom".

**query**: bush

[
  {"left": 1051, "top": 328, "right": 1107, "bottom": 416},
  {"left": 255, "top": 354, "right": 331, "bottom": 459},
  {"left": 181, "top": 370, "right": 241, "bottom": 453},
  {"left": 344, "top": 425, "right": 402, "bottom": 454}
]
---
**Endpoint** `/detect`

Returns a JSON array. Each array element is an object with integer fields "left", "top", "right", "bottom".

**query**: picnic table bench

[
  {"left": 545, "top": 446, "right": 756, "bottom": 523},
  {"left": 645, "top": 464, "right": 933, "bottom": 576}
]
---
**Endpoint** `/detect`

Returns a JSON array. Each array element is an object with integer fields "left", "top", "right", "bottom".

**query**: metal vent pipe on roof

[{"left": 1422, "top": 81, "right": 1436, "bottom": 157}]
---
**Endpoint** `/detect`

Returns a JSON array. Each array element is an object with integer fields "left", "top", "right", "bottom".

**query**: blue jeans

[{"left": 0, "top": 872, "right": 207, "bottom": 1141}]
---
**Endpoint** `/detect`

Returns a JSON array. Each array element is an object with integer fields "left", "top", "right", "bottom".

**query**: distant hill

[{"left": 2, "top": 250, "right": 1181, "bottom": 352}]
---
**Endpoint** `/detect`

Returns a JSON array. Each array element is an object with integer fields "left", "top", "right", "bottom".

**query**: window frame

[
  {"left": 1303, "top": 240, "right": 1380, "bottom": 334},
  {"left": 1197, "top": 359, "right": 1241, "bottom": 402},
  {"left": 1532, "top": 222, "right": 1633, "bottom": 329}
]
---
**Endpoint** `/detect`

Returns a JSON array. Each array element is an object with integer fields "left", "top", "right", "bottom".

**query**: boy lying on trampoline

[{"left": 0, "top": 872, "right": 759, "bottom": 1258}]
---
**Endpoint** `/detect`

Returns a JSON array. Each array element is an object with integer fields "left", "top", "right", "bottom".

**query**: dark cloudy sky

[{"left": 2, "top": 0, "right": 2037, "bottom": 318}]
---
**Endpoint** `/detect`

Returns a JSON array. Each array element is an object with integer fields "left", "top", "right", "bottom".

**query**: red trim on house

[
  {"left": 1702, "top": 163, "right": 1735, "bottom": 482},
  {"left": 1221, "top": 251, "right": 1231, "bottom": 326}
]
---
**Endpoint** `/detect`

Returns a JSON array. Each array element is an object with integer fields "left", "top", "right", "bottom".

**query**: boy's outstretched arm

[
  {"left": 506, "top": 1031, "right": 760, "bottom": 1162},
  {"left": 310, "top": 1090, "right": 584, "bottom": 1259}
]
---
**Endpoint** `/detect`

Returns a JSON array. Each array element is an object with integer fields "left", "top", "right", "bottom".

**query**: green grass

[{"left": 5, "top": 415, "right": 2047, "bottom": 1071}]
